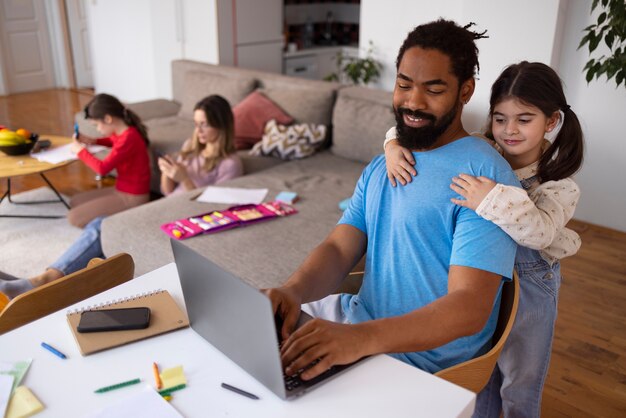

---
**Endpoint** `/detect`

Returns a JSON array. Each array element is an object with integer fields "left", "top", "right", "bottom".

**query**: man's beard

[{"left": 394, "top": 104, "right": 458, "bottom": 150}]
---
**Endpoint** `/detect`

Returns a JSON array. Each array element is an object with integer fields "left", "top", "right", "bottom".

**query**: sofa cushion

[
  {"left": 144, "top": 116, "right": 193, "bottom": 156},
  {"left": 261, "top": 87, "right": 335, "bottom": 126},
  {"left": 236, "top": 150, "right": 283, "bottom": 175},
  {"left": 250, "top": 120, "right": 326, "bottom": 160},
  {"left": 233, "top": 91, "right": 294, "bottom": 150},
  {"left": 101, "top": 152, "right": 366, "bottom": 282},
  {"left": 128, "top": 99, "right": 181, "bottom": 121},
  {"left": 179, "top": 70, "right": 256, "bottom": 119},
  {"left": 331, "top": 86, "right": 395, "bottom": 164}
]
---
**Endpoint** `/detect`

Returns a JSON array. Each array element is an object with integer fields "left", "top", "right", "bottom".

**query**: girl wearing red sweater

[{"left": 69, "top": 94, "right": 151, "bottom": 227}]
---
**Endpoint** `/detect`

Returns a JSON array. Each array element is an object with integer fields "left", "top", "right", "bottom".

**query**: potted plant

[
  {"left": 325, "top": 41, "right": 382, "bottom": 86},
  {"left": 578, "top": 0, "right": 626, "bottom": 88}
]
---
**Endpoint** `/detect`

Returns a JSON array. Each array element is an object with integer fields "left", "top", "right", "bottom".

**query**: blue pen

[
  {"left": 41, "top": 342, "right": 67, "bottom": 359},
  {"left": 73, "top": 123, "right": 79, "bottom": 139}
]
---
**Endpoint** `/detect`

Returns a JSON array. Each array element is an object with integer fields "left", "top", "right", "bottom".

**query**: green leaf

[
  {"left": 616, "top": 70, "right": 624, "bottom": 87},
  {"left": 583, "top": 59, "right": 595, "bottom": 71},
  {"left": 605, "top": 32, "right": 615, "bottom": 49},
  {"left": 592, "top": 0, "right": 599, "bottom": 11},
  {"left": 601, "top": 0, "right": 609, "bottom": 7},
  {"left": 578, "top": 32, "right": 592, "bottom": 49},
  {"left": 598, "top": 12, "right": 607, "bottom": 25},
  {"left": 586, "top": 68, "right": 595, "bottom": 83},
  {"left": 607, "top": 62, "right": 619, "bottom": 79},
  {"left": 589, "top": 33, "right": 602, "bottom": 52}
]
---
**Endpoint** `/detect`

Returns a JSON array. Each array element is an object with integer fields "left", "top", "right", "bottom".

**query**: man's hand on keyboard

[{"left": 280, "top": 319, "right": 371, "bottom": 380}]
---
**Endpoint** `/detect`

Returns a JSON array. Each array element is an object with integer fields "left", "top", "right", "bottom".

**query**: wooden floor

[{"left": 2, "top": 90, "right": 626, "bottom": 417}]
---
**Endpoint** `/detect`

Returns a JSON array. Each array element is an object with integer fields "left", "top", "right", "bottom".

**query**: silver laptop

[{"left": 171, "top": 239, "right": 361, "bottom": 400}]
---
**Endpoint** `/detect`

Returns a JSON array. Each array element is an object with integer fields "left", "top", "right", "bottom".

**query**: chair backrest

[
  {"left": 434, "top": 271, "right": 520, "bottom": 393},
  {"left": 0, "top": 253, "right": 134, "bottom": 335}
]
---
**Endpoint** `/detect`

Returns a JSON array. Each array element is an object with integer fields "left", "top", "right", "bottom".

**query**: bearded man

[{"left": 264, "top": 19, "right": 519, "bottom": 379}]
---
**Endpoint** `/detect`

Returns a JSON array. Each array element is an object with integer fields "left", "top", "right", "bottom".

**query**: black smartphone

[{"left": 77, "top": 307, "right": 151, "bottom": 333}]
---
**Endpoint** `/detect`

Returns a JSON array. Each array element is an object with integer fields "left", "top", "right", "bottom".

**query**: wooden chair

[
  {"left": 0, "top": 253, "right": 134, "bottom": 335},
  {"left": 435, "top": 271, "right": 520, "bottom": 393}
]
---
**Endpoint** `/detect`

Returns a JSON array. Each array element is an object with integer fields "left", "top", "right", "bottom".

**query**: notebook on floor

[{"left": 171, "top": 239, "right": 363, "bottom": 400}]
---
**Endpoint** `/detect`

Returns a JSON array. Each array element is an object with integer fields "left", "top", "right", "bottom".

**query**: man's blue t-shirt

[{"left": 338, "top": 136, "right": 519, "bottom": 373}]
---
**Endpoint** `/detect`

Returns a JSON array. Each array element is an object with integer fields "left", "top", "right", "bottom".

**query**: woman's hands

[{"left": 158, "top": 155, "right": 189, "bottom": 183}]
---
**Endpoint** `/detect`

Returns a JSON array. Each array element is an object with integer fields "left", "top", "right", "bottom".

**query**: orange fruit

[{"left": 16, "top": 128, "right": 30, "bottom": 138}]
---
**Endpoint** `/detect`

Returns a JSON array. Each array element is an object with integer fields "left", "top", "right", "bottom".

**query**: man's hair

[{"left": 396, "top": 19, "right": 488, "bottom": 83}]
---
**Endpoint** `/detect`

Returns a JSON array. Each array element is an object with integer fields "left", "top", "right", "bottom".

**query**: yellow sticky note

[
  {"left": 160, "top": 365, "right": 187, "bottom": 390},
  {"left": 6, "top": 386, "right": 44, "bottom": 418}
]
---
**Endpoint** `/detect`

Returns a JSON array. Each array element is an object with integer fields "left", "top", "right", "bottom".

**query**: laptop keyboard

[{"left": 283, "top": 358, "right": 323, "bottom": 391}]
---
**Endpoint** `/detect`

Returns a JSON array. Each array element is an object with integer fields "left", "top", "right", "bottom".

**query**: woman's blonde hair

[{"left": 180, "top": 95, "right": 235, "bottom": 172}]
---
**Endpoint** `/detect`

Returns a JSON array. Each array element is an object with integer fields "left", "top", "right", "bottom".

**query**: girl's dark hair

[
  {"left": 84, "top": 93, "right": 149, "bottom": 145},
  {"left": 488, "top": 61, "right": 584, "bottom": 182},
  {"left": 396, "top": 19, "right": 488, "bottom": 84}
]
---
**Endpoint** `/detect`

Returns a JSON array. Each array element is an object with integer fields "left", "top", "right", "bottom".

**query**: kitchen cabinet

[{"left": 284, "top": 46, "right": 357, "bottom": 80}]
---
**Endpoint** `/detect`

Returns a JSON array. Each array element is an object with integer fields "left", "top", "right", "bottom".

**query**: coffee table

[{"left": 0, "top": 135, "right": 74, "bottom": 218}]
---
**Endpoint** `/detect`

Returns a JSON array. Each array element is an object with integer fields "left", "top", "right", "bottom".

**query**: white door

[
  {"left": 0, "top": 0, "right": 55, "bottom": 93},
  {"left": 64, "top": 0, "right": 93, "bottom": 88}
]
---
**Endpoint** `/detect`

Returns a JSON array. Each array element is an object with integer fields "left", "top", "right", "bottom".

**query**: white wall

[
  {"left": 361, "top": 0, "right": 625, "bottom": 232},
  {"left": 557, "top": 1, "right": 626, "bottom": 232},
  {"left": 360, "top": 0, "right": 560, "bottom": 131},
  {"left": 85, "top": 0, "right": 219, "bottom": 102},
  {"left": 85, "top": 0, "right": 157, "bottom": 102}
]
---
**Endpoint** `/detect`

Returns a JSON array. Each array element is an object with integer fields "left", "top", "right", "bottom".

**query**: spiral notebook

[{"left": 66, "top": 290, "right": 189, "bottom": 356}]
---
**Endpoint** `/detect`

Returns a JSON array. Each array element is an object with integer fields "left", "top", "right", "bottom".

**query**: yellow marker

[{"left": 162, "top": 395, "right": 172, "bottom": 401}]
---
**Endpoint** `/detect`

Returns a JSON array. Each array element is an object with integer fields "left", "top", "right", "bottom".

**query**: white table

[{"left": 0, "top": 263, "right": 475, "bottom": 417}]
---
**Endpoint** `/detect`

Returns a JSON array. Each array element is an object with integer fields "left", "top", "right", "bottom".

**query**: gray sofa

[{"left": 98, "top": 60, "right": 396, "bottom": 288}]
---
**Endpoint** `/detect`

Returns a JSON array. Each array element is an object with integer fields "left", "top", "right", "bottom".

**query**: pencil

[
  {"left": 221, "top": 382, "right": 259, "bottom": 400},
  {"left": 152, "top": 362, "right": 163, "bottom": 389},
  {"left": 94, "top": 378, "right": 141, "bottom": 393}
]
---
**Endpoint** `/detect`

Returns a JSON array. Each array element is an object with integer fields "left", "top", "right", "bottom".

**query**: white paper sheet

[
  {"left": 195, "top": 186, "right": 268, "bottom": 205},
  {"left": 0, "top": 374, "right": 14, "bottom": 418},
  {"left": 83, "top": 385, "right": 183, "bottom": 418},
  {"left": 31, "top": 144, "right": 107, "bottom": 164}
]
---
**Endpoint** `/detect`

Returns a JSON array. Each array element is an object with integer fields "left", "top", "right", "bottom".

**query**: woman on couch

[
  {"left": 0, "top": 95, "right": 243, "bottom": 300},
  {"left": 159, "top": 94, "right": 243, "bottom": 196}
]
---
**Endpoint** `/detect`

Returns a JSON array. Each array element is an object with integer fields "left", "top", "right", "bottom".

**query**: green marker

[
  {"left": 158, "top": 383, "right": 187, "bottom": 396},
  {"left": 94, "top": 378, "right": 141, "bottom": 393}
]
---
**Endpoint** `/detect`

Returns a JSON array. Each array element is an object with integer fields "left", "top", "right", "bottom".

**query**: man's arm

[
  {"left": 366, "top": 265, "right": 501, "bottom": 352},
  {"left": 264, "top": 224, "right": 367, "bottom": 340},
  {"left": 281, "top": 265, "right": 501, "bottom": 380}
]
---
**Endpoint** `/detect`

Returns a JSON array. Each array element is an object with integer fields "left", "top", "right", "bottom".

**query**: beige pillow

[
  {"left": 179, "top": 71, "right": 256, "bottom": 119},
  {"left": 260, "top": 88, "right": 335, "bottom": 126},
  {"left": 250, "top": 119, "right": 327, "bottom": 160}
]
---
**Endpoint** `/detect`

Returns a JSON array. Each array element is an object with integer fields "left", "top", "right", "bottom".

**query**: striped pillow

[{"left": 249, "top": 120, "right": 326, "bottom": 160}]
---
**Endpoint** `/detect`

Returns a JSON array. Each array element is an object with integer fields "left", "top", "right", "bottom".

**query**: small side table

[{"left": 0, "top": 135, "right": 74, "bottom": 219}]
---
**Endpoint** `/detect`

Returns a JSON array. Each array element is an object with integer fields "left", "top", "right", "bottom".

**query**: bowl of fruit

[{"left": 0, "top": 127, "right": 39, "bottom": 156}]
